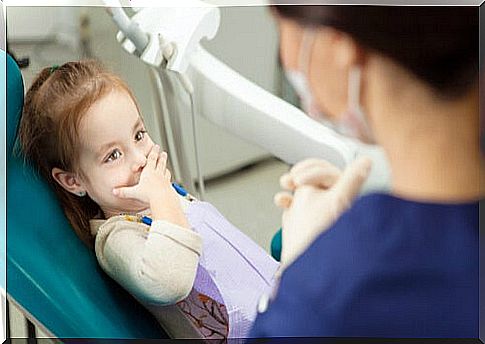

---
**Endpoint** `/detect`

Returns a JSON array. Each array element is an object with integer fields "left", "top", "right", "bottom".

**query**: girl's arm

[{"left": 95, "top": 216, "right": 202, "bottom": 305}]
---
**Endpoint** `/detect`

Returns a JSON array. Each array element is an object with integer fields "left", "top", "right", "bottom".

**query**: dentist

[{"left": 250, "top": 5, "right": 480, "bottom": 338}]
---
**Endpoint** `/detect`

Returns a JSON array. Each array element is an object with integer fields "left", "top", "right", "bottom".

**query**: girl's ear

[{"left": 51, "top": 167, "right": 86, "bottom": 196}]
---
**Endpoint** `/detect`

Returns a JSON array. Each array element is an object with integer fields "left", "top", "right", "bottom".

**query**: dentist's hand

[
  {"left": 113, "top": 145, "right": 189, "bottom": 229},
  {"left": 275, "top": 157, "right": 372, "bottom": 268}
]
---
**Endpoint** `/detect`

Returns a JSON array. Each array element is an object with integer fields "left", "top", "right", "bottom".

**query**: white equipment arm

[{"left": 188, "top": 48, "right": 390, "bottom": 192}]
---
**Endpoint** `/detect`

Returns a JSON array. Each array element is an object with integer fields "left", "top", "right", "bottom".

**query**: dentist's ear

[{"left": 51, "top": 167, "right": 86, "bottom": 197}]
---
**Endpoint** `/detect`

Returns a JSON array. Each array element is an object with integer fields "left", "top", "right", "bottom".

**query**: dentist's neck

[{"left": 365, "top": 56, "right": 482, "bottom": 203}]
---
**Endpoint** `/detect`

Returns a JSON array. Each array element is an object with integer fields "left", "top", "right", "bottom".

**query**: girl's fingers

[
  {"left": 113, "top": 185, "right": 136, "bottom": 199},
  {"left": 165, "top": 168, "right": 172, "bottom": 181},
  {"left": 157, "top": 151, "right": 167, "bottom": 172},
  {"left": 146, "top": 145, "right": 160, "bottom": 169},
  {"left": 274, "top": 191, "right": 293, "bottom": 209}
]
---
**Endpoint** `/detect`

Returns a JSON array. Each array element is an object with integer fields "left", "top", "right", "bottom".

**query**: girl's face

[{"left": 76, "top": 89, "right": 154, "bottom": 217}]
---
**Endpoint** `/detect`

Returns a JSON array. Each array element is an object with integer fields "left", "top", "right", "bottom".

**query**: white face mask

[
  {"left": 284, "top": 29, "right": 326, "bottom": 121},
  {"left": 284, "top": 28, "right": 375, "bottom": 144},
  {"left": 284, "top": 69, "right": 329, "bottom": 123}
]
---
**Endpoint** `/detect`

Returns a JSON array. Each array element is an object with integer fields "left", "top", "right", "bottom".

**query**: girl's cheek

[{"left": 110, "top": 167, "right": 134, "bottom": 186}]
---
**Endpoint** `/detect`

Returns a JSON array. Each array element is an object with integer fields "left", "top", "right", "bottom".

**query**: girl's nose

[{"left": 132, "top": 150, "right": 147, "bottom": 173}]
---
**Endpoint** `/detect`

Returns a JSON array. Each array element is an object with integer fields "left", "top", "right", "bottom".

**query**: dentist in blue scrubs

[{"left": 250, "top": 6, "right": 480, "bottom": 338}]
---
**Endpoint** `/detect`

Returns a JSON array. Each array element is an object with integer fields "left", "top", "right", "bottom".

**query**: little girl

[{"left": 17, "top": 60, "right": 280, "bottom": 341}]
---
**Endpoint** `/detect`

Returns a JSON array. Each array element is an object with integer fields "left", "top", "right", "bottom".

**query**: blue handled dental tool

[{"left": 171, "top": 182, "right": 188, "bottom": 197}]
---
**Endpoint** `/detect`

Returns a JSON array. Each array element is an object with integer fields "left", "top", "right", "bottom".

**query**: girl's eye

[
  {"left": 106, "top": 149, "right": 122, "bottom": 162},
  {"left": 135, "top": 130, "right": 146, "bottom": 142}
]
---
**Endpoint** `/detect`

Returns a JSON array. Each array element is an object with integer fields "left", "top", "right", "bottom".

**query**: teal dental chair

[{"left": 6, "top": 52, "right": 167, "bottom": 339}]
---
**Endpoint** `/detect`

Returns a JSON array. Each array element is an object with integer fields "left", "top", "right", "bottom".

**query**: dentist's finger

[
  {"left": 332, "top": 156, "right": 372, "bottom": 207},
  {"left": 279, "top": 173, "right": 296, "bottom": 191},
  {"left": 146, "top": 145, "right": 160, "bottom": 169},
  {"left": 292, "top": 165, "right": 340, "bottom": 189},
  {"left": 290, "top": 158, "right": 340, "bottom": 176},
  {"left": 274, "top": 191, "right": 293, "bottom": 209}
]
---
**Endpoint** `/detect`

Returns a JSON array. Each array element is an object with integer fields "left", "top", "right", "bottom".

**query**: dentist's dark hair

[
  {"left": 18, "top": 60, "right": 143, "bottom": 249},
  {"left": 273, "top": 5, "right": 478, "bottom": 99}
]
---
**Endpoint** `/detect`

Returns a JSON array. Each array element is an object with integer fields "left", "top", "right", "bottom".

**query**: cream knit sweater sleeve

[{"left": 95, "top": 217, "right": 202, "bottom": 306}]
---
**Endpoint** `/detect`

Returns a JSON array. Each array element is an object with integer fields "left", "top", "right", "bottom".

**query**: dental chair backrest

[{"left": 6, "top": 53, "right": 165, "bottom": 339}]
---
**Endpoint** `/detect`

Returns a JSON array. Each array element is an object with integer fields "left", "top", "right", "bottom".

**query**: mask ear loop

[
  {"left": 342, "top": 66, "right": 374, "bottom": 143},
  {"left": 348, "top": 66, "right": 363, "bottom": 122},
  {"left": 299, "top": 28, "right": 337, "bottom": 128},
  {"left": 298, "top": 28, "right": 316, "bottom": 77},
  {"left": 298, "top": 27, "right": 316, "bottom": 116}
]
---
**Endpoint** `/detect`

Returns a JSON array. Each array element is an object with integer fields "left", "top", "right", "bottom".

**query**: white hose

[
  {"left": 105, "top": 5, "right": 149, "bottom": 55},
  {"left": 177, "top": 73, "right": 206, "bottom": 200}
]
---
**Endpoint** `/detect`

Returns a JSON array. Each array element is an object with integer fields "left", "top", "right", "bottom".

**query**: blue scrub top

[{"left": 250, "top": 193, "right": 478, "bottom": 338}]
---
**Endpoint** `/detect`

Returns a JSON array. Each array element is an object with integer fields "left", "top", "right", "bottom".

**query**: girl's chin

[
  {"left": 109, "top": 200, "right": 149, "bottom": 216},
  {"left": 102, "top": 200, "right": 150, "bottom": 218}
]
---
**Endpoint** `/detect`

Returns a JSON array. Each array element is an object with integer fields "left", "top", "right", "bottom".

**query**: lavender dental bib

[{"left": 186, "top": 201, "right": 279, "bottom": 339}]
